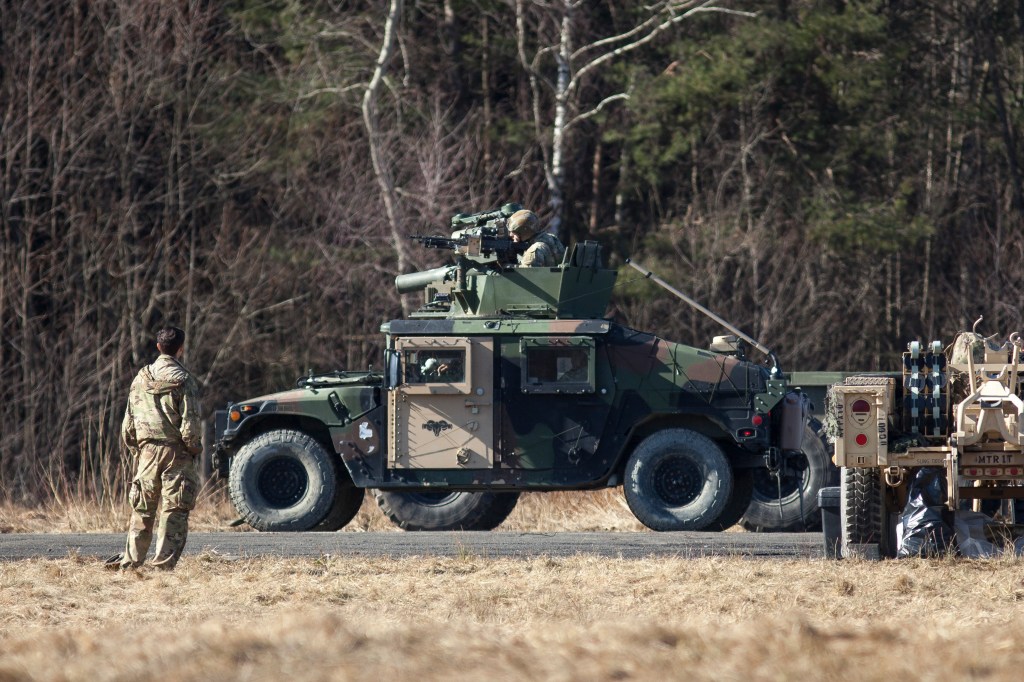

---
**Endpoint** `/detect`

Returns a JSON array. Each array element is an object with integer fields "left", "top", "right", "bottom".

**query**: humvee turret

[{"left": 213, "top": 205, "right": 825, "bottom": 532}]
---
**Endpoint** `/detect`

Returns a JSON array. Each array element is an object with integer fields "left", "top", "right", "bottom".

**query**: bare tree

[
  {"left": 514, "top": 0, "right": 755, "bottom": 238},
  {"left": 362, "top": 0, "right": 413, "bottom": 315},
  {"left": 2, "top": 0, "right": 1024, "bottom": 507}
]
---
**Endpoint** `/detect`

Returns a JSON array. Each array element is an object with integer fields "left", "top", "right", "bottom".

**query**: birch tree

[
  {"left": 514, "top": 0, "right": 754, "bottom": 239},
  {"left": 362, "top": 0, "right": 413, "bottom": 315}
]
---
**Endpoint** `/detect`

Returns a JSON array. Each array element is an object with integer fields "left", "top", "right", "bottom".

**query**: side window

[
  {"left": 404, "top": 349, "right": 466, "bottom": 384},
  {"left": 521, "top": 338, "right": 594, "bottom": 394}
]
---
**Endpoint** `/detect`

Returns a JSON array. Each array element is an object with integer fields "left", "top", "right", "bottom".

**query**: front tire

[
  {"left": 373, "top": 490, "right": 520, "bottom": 531},
  {"left": 840, "top": 467, "right": 895, "bottom": 558},
  {"left": 623, "top": 429, "right": 734, "bottom": 531},
  {"left": 229, "top": 429, "right": 337, "bottom": 532}
]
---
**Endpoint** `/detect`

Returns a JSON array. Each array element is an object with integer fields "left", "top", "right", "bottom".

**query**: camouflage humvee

[{"left": 213, "top": 205, "right": 829, "bottom": 532}]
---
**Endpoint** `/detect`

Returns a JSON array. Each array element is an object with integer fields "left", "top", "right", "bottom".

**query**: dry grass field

[
  {"left": 2, "top": 552, "right": 1024, "bottom": 681},
  {"left": 4, "top": 491, "right": 1024, "bottom": 680}
]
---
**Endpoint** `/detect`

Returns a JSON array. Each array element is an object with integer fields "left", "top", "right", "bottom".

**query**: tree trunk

[
  {"left": 547, "top": 3, "right": 572, "bottom": 239},
  {"left": 589, "top": 138, "right": 602, "bottom": 232},
  {"left": 481, "top": 16, "right": 492, "bottom": 183},
  {"left": 362, "top": 0, "right": 411, "bottom": 316}
]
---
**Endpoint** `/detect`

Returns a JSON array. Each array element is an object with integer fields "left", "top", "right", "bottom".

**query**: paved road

[{"left": 0, "top": 531, "right": 825, "bottom": 561}]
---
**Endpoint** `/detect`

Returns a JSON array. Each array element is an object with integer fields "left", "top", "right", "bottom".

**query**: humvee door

[
  {"left": 499, "top": 335, "right": 611, "bottom": 470},
  {"left": 389, "top": 337, "right": 495, "bottom": 469}
]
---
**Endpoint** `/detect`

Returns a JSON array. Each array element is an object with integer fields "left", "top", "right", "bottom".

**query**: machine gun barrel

[
  {"left": 411, "top": 235, "right": 460, "bottom": 251},
  {"left": 409, "top": 232, "right": 526, "bottom": 259}
]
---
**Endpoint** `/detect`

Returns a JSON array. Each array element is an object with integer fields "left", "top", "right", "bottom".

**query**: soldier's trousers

[{"left": 122, "top": 443, "right": 198, "bottom": 570}]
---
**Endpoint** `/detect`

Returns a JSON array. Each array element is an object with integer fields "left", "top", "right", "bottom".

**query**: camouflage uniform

[
  {"left": 120, "top": 354, "right": 202, "bottom": 569},
  {"left": 518, "top": 232, "right": 566, "bottom": 267}
]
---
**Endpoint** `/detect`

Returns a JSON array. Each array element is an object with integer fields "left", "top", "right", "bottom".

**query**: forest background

[{"left": 1, "top": 0, "right": 1022, "bottom": 504}]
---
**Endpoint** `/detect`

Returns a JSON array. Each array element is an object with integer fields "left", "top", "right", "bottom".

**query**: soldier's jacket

[
  {"left": 519, "top": 232, "right": 566, "bottom": 267},
  {"left": 122, "top": 354, "right": 202, "bottom": 456}
]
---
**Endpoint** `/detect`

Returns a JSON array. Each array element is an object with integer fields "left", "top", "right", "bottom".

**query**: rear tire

[
  {"left": 374, "top": 490, "right": 520, "bottom": 531},
  {"left": 740, "top": 421, "right": 836, "bottom": 532},
  {"left": 840, "top": 467, "right": 895, "bottom": 558},
  {"left": 623, "top": 428, "right": 733, "bottom": 531},
  {"left": 706, "top": 467, "right": 754, "bottom": 531},
  {"left": 313, "top": 480, "right": 365, "bottom": 532},
  {"left": 229, "top": 429, "right": 337, "bottom": 532}
]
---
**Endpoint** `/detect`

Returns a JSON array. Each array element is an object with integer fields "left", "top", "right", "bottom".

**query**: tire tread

[
  {"left": 840, "top": 467, "right": 894, "bottom": 557},
  {"left": 623, "top": 428, "right": 734, "bottom": 532},
  {"left": 228, "top": 428, "right": 337, "bottom": 532},
  {"left": 373, "top": 490, "right": 519, "bottom": 531}
]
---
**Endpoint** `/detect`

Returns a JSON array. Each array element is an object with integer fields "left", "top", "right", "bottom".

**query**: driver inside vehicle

[
  {"left": 421, "top": 357, "right": 451, "bottom": 378},
  {"left": 557, "top": 350, "right": 588, "bottom": 382}
]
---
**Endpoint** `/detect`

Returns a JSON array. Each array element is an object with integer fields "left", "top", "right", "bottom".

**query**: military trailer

[
  {"left": 213, "top": 205, "right": 833, "bottom": 533},
  {"left": 831, "top": 319, "right": 1024, "bottom": 557}
]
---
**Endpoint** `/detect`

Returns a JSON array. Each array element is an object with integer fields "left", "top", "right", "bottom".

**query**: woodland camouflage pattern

[
  {"left": 216, "top": 239, "right": 786, "bottom": 493},
  {"left": 120, "top": 354, "right": 201, "bottom": 569}
]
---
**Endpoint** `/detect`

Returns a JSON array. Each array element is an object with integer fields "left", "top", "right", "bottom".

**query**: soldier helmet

[
  {"left": 422, "top": 358, "right": 439, "bottom": 373},
  {"left": 508, "top": 210, "right": 539, "bottom": 239}
]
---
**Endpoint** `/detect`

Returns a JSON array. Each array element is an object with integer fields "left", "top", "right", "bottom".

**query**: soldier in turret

[
  {"left": 507, "top": 209, "right": 566, "bottom": 267},
  {"left": 115, "top": 326, "right": 202, "bottom": 570}
]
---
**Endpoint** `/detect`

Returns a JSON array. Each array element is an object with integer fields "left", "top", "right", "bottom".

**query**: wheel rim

[
  {"left": 257, "top": 456, "right": 308, "bottom": 508},
  {"left": 751, "top": 453, "right": 808, "bottom": 503},
  {"left": 403, "top": 491, "right": 461, "bottom": 507},
  {"left": 652, "top": 454, "right": 703, "bottom": 507}
]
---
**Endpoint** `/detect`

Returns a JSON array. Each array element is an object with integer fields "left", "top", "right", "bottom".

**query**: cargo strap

[{"left": 767, "top": 449, "right": 807, "bottom": 530}]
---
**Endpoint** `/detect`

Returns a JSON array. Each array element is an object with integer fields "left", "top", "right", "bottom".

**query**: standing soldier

[
  {"left": 507, "top": 209, "right": 566, "bottom": 267},
  {"left": 115, "top": 326, "right": 202, "bottom": 570}
]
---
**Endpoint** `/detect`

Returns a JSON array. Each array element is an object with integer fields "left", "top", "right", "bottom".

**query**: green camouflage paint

[{"left": 217, "top": 248, "right": 777, "bottom": 490}]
